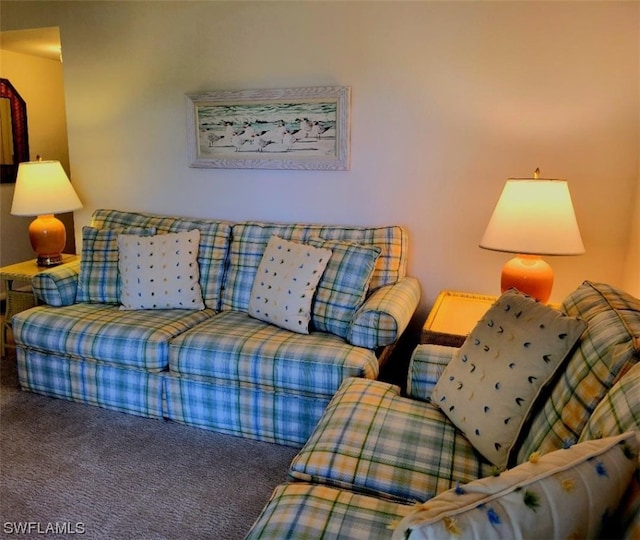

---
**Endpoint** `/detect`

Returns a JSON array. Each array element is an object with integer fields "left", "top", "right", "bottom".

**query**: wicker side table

[
  {"left": 421, "top": 290, "right": 498, "bottom": 347},
  {"left": 0, "top": 254, "right": 79, "bottom": 356}
]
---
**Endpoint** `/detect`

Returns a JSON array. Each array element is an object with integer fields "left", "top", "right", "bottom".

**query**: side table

[
  {"left": 0, "top": 254, "right": 79, "bottom": 356},
  {"left": 421, "top": 290, "right": 498, "bottom": 347}
]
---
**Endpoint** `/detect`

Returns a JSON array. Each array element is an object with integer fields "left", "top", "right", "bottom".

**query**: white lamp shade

[
  {"left": 480, "top": 178, "right": 585, "bottom": 256},
  {"left": 11, "top": 160, "right": 82, "bottom": 216}
]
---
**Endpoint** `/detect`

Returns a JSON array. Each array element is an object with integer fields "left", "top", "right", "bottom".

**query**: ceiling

[{"left": 0, "top": 27, "right": 62, "bottom": 61}]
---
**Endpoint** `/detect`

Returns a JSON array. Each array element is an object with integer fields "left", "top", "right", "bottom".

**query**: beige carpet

[{"left": 0, "top": 349, "right": 298, "bottom": 540}]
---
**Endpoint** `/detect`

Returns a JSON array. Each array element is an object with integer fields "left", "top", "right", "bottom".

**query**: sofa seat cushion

[
  {"left": 168, "top": 311, "right": 379, "bottom": 396},
  {"left": 516, "top": 281, "right": 640, "bottom": 463},
  {"left": 245, "top": 482, "right": 413, "bottom": 540},
  {"left": 12, "top": 303, "right": 215, "bottom": 371},
  {"left": 288, "top": 377, "right": 495, "bottom": 504}
]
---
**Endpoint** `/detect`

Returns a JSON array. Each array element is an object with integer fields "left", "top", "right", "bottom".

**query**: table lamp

[
  {"left": 11, "top": 158, "right": 83, "bottom": 267},
  {"left": 479, "top": 169, "right": 584, "bottom": 303}
]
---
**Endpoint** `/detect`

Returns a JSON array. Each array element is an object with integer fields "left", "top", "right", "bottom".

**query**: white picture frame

[{"left": 186, "top": 86, "right": 350, "bottom": 170}]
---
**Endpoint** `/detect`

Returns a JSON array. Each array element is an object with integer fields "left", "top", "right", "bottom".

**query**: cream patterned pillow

[
  {"left": 431, "top": 289, "right": 587, "bottom": 469},
  {"left": 392, "top": 432, "right": 638, "bottom": 540},
  {"left": 117, "top": 229, "right": 205, "bottom": 310},
  {"left": 248, "top": 235, "right": 331, "bottom": 334}
]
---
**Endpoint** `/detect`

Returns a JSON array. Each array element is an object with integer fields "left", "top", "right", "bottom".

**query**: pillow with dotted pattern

[
  {"left": 117, "top": 229, "right": 205, "bottom": 310},
  {"left": 392, "top": 431, "right": 638, "bottom": 540},
  {"left": 248, "top": 235, "right": 332, "bottom": 334},
  {"left": 431, "top": 289, "right": 587, "bottom": 470}
]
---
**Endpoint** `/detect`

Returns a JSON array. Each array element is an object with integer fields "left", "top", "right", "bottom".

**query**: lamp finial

[{"left": 534, "top": 168, "right": 540, "bottom": 179}]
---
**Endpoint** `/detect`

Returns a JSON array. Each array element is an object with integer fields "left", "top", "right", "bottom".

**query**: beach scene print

[{"left": 195, "top": 101, "right": 338, "bottom": 158}]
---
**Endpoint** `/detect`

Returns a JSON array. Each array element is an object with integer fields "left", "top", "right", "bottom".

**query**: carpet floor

[{"left": 0, "top": 352, "right": 298, "bottom": 539}]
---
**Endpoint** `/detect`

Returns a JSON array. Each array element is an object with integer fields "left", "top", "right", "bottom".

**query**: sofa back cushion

[
  {"left": 579, "top": 361, "right": 640, "bottom": 442},
  {"left": 515, "top": 281, "right": 640, "bottom": 463},
  {"left": 90, "top": 210, "right": 232, "bottom": 311},
  {"left": 76, "top": 226, "right": 156, "bottom": 304},
  {"left": 221, "top": 221, "right": 408, "bottom": 313}
]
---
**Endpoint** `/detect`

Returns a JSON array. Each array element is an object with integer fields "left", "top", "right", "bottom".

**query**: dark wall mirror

[{"left": 0, "top": 78, "right": 29, "bottom": 183}]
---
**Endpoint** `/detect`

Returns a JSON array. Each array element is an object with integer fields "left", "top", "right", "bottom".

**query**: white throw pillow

[
  {"left": 248, "top": 235, "right": 331, "bottom": 334},
  {"left": 392, "top": 432, "right": 639, "bottom": 540},
  {"left": 431, "top": 289, "right": 587, "bottom": 469},
  {"left": 117, "top": 229, "right": 205, "bottom": 310}
]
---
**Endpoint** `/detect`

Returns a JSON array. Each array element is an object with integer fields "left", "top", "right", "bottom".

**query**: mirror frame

[{"left": 0, "top": 78, "right": 29, "bottom": 184}]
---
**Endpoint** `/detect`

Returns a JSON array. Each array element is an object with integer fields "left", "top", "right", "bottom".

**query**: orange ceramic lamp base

[
  {"left": 28, "top": 214, "right": 66, "bottom": 267},
  {"left": 500, "top": 254, "right": 553, "bottom": 304}
]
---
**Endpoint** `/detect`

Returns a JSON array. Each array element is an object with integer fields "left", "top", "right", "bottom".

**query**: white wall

[
  {"left": 1, "top": 1, "right": 638, "bottom": 325},
  {"left": 624, "top": 178, "right": 640, "bottom": 297},
  {"left": 623, "top": 3, "right": 640, "bottom": 299}
]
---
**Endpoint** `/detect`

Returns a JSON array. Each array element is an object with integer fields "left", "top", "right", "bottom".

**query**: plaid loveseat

[
  {"left": 246, "top": 281, "right": 640, "bottom": 538},
  {"left": 12, "top": 209, "right": 421, "bottom": 446}
]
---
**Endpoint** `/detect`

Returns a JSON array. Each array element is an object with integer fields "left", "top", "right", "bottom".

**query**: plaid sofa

[
  {"left": 246, "top": 281, "right": 640, "bottom": 538},
  {"left": 12, "top": 210, "right": 420, "bottom": 446}
]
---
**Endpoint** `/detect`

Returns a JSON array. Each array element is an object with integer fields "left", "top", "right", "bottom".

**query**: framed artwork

[
  {"left": 0, "top": 78, "right": 29, "bottom": 184},
  {"left": 186, "top": 86, "right": 350, "bottom": 170}
]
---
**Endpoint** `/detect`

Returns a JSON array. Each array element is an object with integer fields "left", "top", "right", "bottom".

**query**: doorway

[{"left": 0, "top": 27, "right": 76, "bottom": 266}]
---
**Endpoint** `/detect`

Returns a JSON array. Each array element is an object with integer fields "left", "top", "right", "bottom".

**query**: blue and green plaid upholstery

[
  {"left": 579, "top": 362, "right": 640, "bottom": 442},
  {"left": 16, "top": 348, "right": 165, "bottom": 418},
  {"left": 406, "top": 343, "right": 456, "bottom": 402},
  {"left": 19, "top": 210, "right": 419, "bottom": 448},
  {"left": 289, "top": 377, "right": 494, "bottom": 503},
  {"left": 169, "top": 311, "right": 378, "bottom": 395},
  {"left": 220, "top": 221, "right": 408, "bottom": 313},
  {"left": 31, "top": 259, "right": 81, "bottom": 306},
  {"left": 515, "top": 281, "right": 640, "bottom": 463},
  {"left": 348, "top": 277, "right": 421, "bottom": 349},
  {"left": 307, "top": 237, "right": 381, "bottom": 339},
  {"left": 13, "top": 303, "right": 214, "bottom": 371},
  {"left": 90, "top": 209, "right": 232, "bottom": 311},
  {"left": 164, "top": 376, "right": 332, "bottom": 446},
  {"left": 245, "top": 482, "right": 413, "bottom": 539},
  {"left": 76, "top": 226, "right": 156, "bottom": 304}
]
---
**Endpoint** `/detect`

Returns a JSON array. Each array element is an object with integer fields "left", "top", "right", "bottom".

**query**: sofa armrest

[
  {"left": 347, "top": 277, "right": 421, "bottom": 349},
  {"left": 406, "top": 343, "right": 457, "bottom": 401},
  {"left": 31, "top": 259, "right": 81, "bottom": 306}
]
